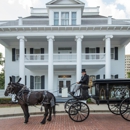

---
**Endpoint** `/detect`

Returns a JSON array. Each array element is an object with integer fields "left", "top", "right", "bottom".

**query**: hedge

[{"left": 0, "top": 98, "right": 11, "bottom": 104}]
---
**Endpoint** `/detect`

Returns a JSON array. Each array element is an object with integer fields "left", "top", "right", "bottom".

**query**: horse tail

[{"left": 52, "top": 96, "right": 56, "bottom": 117}]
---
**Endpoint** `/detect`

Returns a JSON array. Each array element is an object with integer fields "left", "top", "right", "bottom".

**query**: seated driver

[{"left": 69, "top": 69, "right": 89, "bottom": 95}]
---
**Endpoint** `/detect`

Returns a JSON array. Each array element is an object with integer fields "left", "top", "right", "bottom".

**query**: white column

[
  {"left": 104, "top": 35, "right": 113, "bottom": 79},
  {"left": 47, "top": 36, "right": 54, "bottom": 92},
  {"left": 75, "top": 35, "right": 84, "bottom": 81},
  {"left": 17, "top": 36, "right": 26, "bottom": 84}
]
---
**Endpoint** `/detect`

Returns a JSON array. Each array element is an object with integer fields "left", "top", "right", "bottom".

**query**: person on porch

[{"left": 69, "top": 69, "right": 89, "bottom": 95}]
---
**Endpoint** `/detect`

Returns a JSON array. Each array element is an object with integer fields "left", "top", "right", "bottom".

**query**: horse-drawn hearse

[
  {"left": 4, "top": 77, "right": 130, "bottom": 124},
  {"left": 64, "top": 79, "right": 130, "bottom": 122}
]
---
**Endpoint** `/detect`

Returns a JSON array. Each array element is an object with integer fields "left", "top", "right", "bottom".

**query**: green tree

[
  {"left": 0, "top": 68, "right": 5, "bottom": 89},
  {"left": 0, "top": 52, "right": 4, "bottom": 65},
  {"left": 127, "top": 72, "right": 130, "bottom": 78}
]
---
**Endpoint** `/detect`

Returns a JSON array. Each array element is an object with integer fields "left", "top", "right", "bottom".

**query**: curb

[{"left": 0, "top": 110, "right": 111, "bottom": 118}]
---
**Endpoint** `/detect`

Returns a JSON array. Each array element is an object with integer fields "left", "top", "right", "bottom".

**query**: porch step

[{"left": 56, "top": 96, "right": 72, "bottom": 103}]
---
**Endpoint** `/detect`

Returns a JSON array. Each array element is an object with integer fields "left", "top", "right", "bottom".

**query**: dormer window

[
  {"left": 53, "top": 12, "right": 77, "bottom": 26},
  {"left": 54, "top": 12, "right": 59, "bottom": 25},
  {"left": 72, "top": 12, "right": 76, "bottom": 25},
  {"left": 61, "top": 12, "right": 69, "bottom": 25}
]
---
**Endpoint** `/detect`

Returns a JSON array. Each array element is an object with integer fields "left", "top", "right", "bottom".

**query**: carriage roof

[{"left": 93, "top": 79, "right": 130, "bottom": 84}]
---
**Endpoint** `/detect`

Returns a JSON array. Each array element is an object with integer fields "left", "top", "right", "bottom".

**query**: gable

[{"left": 47, "top": 0, "right": 84, "bottom": 5}]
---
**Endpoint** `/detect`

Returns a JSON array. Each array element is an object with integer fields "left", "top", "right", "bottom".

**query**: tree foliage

[
  {"left": 0, "top": 52, "right": 4, "bottom": 66},
  {"left": 127, "top": 72, "right": 130, "bottom": 78},
  {"left": 0, "top": 68, "right": 5, "bottom": 89}
]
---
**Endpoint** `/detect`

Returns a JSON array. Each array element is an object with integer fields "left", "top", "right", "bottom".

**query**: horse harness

[{"left": 16, "top": 87, "right": 53, "bottom": 107}]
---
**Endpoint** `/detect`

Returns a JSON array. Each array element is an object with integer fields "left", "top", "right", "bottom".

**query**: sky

[{"left": 0, "top": 0, "right": 130, "bottom": 70}]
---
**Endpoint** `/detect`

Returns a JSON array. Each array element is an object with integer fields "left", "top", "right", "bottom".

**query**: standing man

[{"left": 69, "top": 69, "right": 89, "bottom": 95}]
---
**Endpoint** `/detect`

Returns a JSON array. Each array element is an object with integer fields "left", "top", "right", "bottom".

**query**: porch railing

[
  {"left": 24, "top": 53, "right": 105, "bottom": 62},
  {"left": 24, "top": 54, "right": 48, "bottom": 62},
  {"left": 53, "top": 54, "right": 76, "bottom": 62},
  {"left": 82, "top": 53, "right": 105, "bottom": 61}
]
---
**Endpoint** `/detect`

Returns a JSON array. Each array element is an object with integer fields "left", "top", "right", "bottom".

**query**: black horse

[{"left": 4, "top": 77, "right": 56, "bottom": 124}]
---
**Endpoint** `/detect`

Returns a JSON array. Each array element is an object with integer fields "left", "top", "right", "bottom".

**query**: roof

[
  {"left": 23, "top": 16, "right": 48, "bottom": 19},
  {"left": 82, "top": 15, "right": 107, "bottom": 18},
  {"left": 46, "top": 0, "right": 84, "bottom": 5},
  {"left": 93, "top": 79, "right": 130, "bottom": 84}
]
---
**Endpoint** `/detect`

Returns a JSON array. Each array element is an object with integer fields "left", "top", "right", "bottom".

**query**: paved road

[{"left": 0, "top": 114, "right": 130, "bottom": 130}]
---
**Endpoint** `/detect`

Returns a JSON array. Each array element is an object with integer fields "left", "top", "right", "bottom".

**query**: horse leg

[
  {"left": 21, "top": 105, "right": 29, "bottom": 124},
  {"left": 47, "top": 106, "right": 52, "bottom": 121},
  {"left": 25, "top": 104, "right": 30, "bottom": 121},
  {"left": 41, "top": 105, "right": 49, "bottom": 124}
]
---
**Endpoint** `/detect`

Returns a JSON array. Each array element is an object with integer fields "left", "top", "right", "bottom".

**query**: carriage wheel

[
  {"left": 108, "top": 103, "right": 121, "bottom": 115},
  {"left": 64, "top": 99, "right": 77, "bottom": 113},
  {"left": 68, "top": 102, "right": 89, "bottom": 122},
  {"left": 120, "top": 98, "right": 130, "bottom": 121}
]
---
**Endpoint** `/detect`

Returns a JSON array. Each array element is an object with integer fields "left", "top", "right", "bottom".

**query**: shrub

[
  {"left": 87, "top": 98, "right": 92, "bottom": 103},
  {"left": 0, "top": 98, "right": 11, "bottom": 104}
]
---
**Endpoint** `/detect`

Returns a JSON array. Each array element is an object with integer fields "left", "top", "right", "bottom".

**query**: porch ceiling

[
  {"left": 25, "top": 65, "right": 48, "bottom": 70},
  {"left": 83, "top": 65, "right": 105, "bottom": 69}
]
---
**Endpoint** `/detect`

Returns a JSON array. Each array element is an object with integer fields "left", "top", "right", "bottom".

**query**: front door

[{"left": 58, "top": 80, "right": 71, "bottom": 95}]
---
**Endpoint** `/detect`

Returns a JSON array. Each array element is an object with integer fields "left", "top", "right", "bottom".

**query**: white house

[{"left": 0, "top": 0, "right": 130, "bottom": 97}]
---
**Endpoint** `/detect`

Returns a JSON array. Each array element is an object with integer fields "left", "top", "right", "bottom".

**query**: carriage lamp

[{"left": 88, "top": 78, "right": 93, "bottom": 94}]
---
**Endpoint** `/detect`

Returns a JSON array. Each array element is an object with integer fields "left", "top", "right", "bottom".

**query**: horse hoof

[
  {"left": 40, "top": 121, "right": 45, "bottom": 124},
  {"left": 47, "top": 118, "right": 51, "bottom": 121},
  {"left": 24, "top": 121, "right": 28, "bottom": 124}
]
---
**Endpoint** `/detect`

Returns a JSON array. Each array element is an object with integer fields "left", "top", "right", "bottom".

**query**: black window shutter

[
  {"left": 30, "top": 76, "right": 34, "bottom": 89},
  {"left": 41, "top": 48, "right": 44, "bottom": 54},
  {"left": 115, "top": 74, "right": 118, "bottom": 79},
  {"left": 96, "top": 47, "right": 100, "bottom": 53},
  {"left": 25, "top": 48, "right": 26, "bottom": 54},
  {"left": 41, "top": 75, "right": 45, "bottom": 89},
  {"left": 103, "top": 74, "right": 105, "bottom": 79},
  {"left": 115, "top": 47, "right": 118, "bottom": 60},
  {"left": 85, "top": 48, "right": 89, "bottom": 53},
  {"left": 25, "top": 75, "right": 27, "bottom": 85},
  {"left": 12, "top": 76, "right": 15, "bottom": 83},
  {"left": 104, "top": 47, "right": 105, "bottom": 53},
  {"left": 30, "top": 48, "right": 33, "bottom": 54},
  {"left": 12, "top": 48, "right": 15, "bottom": 61},
  {"left": 96, "top": 75, "right": 100, "bottom": 79}
]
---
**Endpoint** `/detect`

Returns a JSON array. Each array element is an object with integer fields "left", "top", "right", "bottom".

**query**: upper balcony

[{"left": 24, "top": 53, "right": 105, "bottom": 65}]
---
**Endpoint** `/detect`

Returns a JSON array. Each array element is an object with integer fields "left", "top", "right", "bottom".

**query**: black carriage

[{"left": 64, "top": 79, "right": 130, "bottom": 122}]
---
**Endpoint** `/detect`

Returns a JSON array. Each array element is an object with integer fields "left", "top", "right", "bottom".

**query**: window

[
  {"left": 89, "top": 48, "right": 96, "bottom": 53},
  {"left": 35, "top": 76, "right": 41, "bottom": 89},
  {"left": 58, "top": 47, "right": 72, "bottom": 53},
  {"left": 61, "top": 12, "right": 69, "bottom": 25},
  {"left": 34, "top": 49, "right": 40, "bottom": 54},
  {"left": 15, "top": 49, "right": 19, "bottom": 60},
  {"left": 111, "top": 48, "right": 115, "bottom": 59},
  {"left": 71, "top": 12, "right": 76, "bottom": 25},
  {"left": 54, "top": 12, "right": 59, "bottom": 25}
]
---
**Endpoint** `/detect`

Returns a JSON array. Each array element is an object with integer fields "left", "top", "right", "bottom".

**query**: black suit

[
  {"left": 73, "top": 74, "right": 89, "bottom": 93},
  {"left": 79, "top": 74, "right": 89, "bottom": 85}
]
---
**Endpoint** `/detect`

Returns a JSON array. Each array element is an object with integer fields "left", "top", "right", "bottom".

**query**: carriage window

[{"left": 35, "top": 76, "right": 41, "bottom": 89}]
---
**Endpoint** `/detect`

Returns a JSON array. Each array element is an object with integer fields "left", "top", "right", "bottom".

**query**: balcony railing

[
  {"left": 53, "top": 54, "right": 76, "bottom": 62},
  {"left": 24, "top": 53, "right": 105, "bottom": 63},
  {"left": 82, "top": 53, "right": 105, "bottom": 61},
  {"left": 24, "top": 54, "right": 48, "bottom": 62}
]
